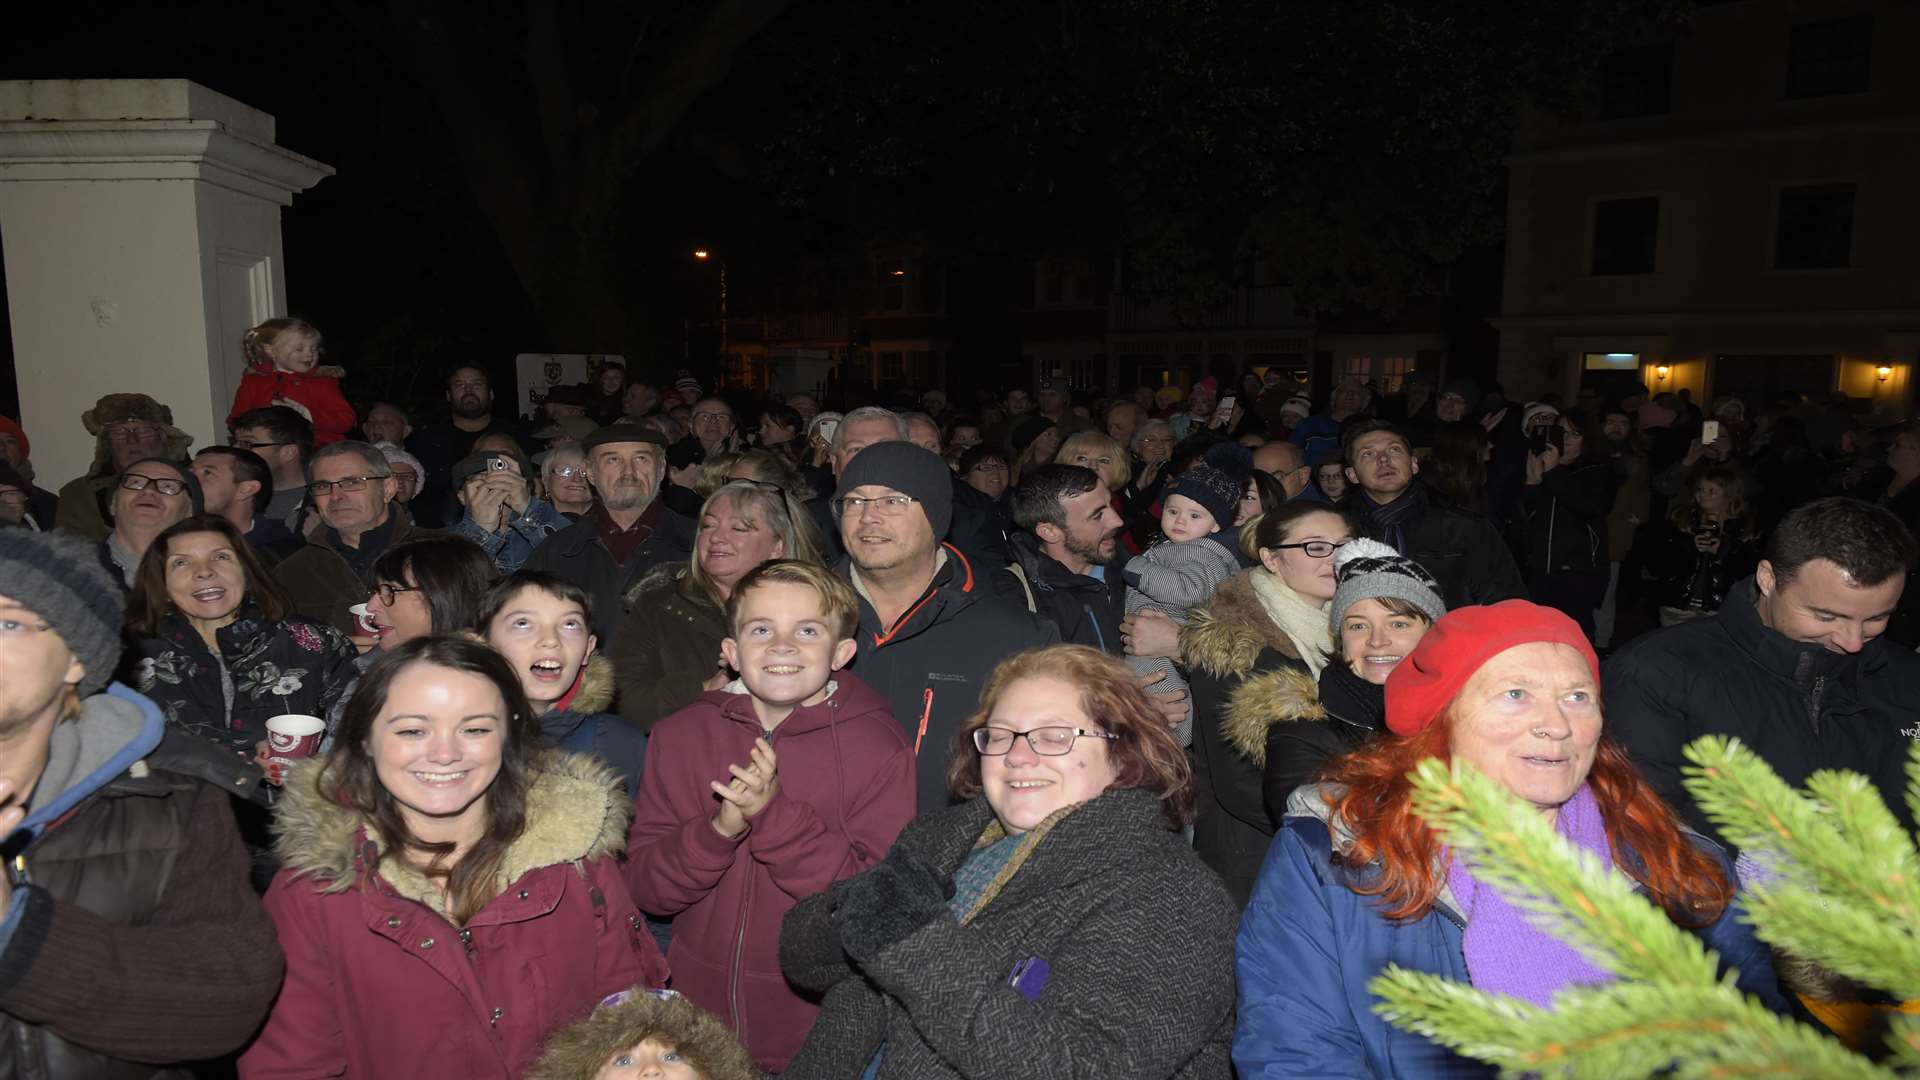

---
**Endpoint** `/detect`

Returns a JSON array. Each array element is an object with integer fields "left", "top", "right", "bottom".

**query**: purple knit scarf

[{"left": 1443, "top": 783, "right": 1617, "bottom": 1008}]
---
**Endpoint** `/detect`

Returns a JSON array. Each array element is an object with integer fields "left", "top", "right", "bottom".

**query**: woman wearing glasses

[
  {"left": 1181, "top": 502, "right": 1353, "bottom": 906},
  {"left": 335, "top": 536, "right": 499, "bottom": 742},
  {"left": 613, "top": 480, "right": 823, "bottom": 732},
  {"left": 779, "top": 644, "right": 1238, "bottom": 1080},
  {"left": 540, "top": 444, "right": 595, "bottom": 518}
]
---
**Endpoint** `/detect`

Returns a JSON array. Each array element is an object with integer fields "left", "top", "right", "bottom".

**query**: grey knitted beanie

[
  {"left": 834, "top": 441, "right": 954, "bottom": 540},
  {"left": 1330, "top": 537, "right": 1446, "bottom": 631},
  {"left": 0, "top": 529, "right": 126, "bottom": 695}
]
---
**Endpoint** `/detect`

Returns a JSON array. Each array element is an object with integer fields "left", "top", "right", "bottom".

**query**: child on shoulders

[{"left": 227, "top": 318, "right": 354, "bottom": 447}]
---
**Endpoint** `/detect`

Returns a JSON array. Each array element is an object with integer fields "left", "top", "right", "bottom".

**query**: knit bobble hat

[
  {"left": 1164, "top": 442, "right": 1253, "bottom": 533},
  {"left": 1330, "top": 537, "right": 1446, "bottom": 631},
  {"left": 0, "top": 529, "right": 126, "bottom": 696},
  {"left": 1383, "top": 600, "right": 1599, "bottom": 737},
  {"left": 834, "top": 441, "right": 954, "bottom": 541}
]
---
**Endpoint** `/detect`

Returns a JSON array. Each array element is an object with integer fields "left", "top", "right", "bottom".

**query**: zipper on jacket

[
  {"left": 913, "top": 688, "right": 934, "bottom": 756},
  {"left": 730, "top": 872, "right": 753, "bottom": 1047},
  {"left": 1806, "top": 674, "right": 1828, "bottom": 735}
]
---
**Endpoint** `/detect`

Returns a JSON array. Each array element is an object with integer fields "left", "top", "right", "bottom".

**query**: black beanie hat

[
  {"left": 1164, "top": 442, "right": 1252, "bottom": 532},
  {"left": 833, "top": 441, "right": 953, "bottom": 540},
  {"left": 0, "top": 529, "right": 125, "bottom": 695}
]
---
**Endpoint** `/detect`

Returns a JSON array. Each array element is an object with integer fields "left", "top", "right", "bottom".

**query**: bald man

[{"left": 1252, "top": 441, "right": 1312, "bottom": 499}]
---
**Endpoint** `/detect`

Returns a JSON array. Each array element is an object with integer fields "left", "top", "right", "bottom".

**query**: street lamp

[{"left": 692, "top": 248, "right": 727, "bottom": 368}]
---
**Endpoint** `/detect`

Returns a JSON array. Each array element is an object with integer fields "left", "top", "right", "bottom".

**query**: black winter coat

[
  {"left": 1524, "top": 459, "right": 1621, "bottom": 577},
  {"left": 1643, "top": 520, "right": 1760, "bottom": 613},
  {"left": 1606, "top": 578, "right": 1920, "bottom": 853},
  {"left": 523, "top": 504, "right": 696, "bottom": 650},
  {"left": 1181, "top": 571, "right": 1318, "bottom": 908},
  {"left": 1352, "top": 484, "right": 1529, "bottom": 610},
  {"left": 993, "top": 531, "right": 1128, "bottom": 653},
  {"left": 611, "top": 563, "right": 728, "bottom": 732},
  {"left": 837, "top": 545, "right": 1060, "bottom": 814},
  {"left": 1220, "top": 660, "right": 1385, "bottom": 825},
  {"left": 778, "top": 788, "right": 1238, "bottom": 1080}
]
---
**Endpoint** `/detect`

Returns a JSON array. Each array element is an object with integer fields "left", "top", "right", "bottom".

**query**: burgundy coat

[
  {"left": 626, "top": 673, "right": 915, "bottom": 1071},
  {"left": 238, "top": 752, "right": 668, "bottom": 1079}
]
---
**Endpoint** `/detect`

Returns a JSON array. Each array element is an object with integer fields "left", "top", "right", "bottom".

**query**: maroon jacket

[
  {"left": 626, "top": 673, "right": 914, "bottom": 1071},
  {"left": 238, "top": 753, "right": 668, "bottom": 1079}
]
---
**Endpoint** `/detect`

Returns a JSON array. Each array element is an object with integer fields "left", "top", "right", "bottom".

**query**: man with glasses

[
  {"left": 407, "top": 366, "right": 532, "bottom": 528},
  {"left": 229, "top": 406, "right": 315, "bottom": 530},
  {"left": 56, "top": 394, "right": 190, "bottom": 541},
  {"left": 99, "top": 459, "right": 201, "bottom": 587},
  {"left": 832, "top": 441, "right": 1057, "bottom": 813},
  {"left": 1251, "top": 440, "right": 1314, "bottom": 501},
  {"left": 523, "top": 424, "right": 694, "bottom": 647},
  {"left": 1342, "top": 419, "right": 1526, "bottom": 609},
  {"left": 450, "top": 449, "right": 569, "bottom": 573},
  {"left": 270, "top": 441, "right": 446, "bottom": 636}
]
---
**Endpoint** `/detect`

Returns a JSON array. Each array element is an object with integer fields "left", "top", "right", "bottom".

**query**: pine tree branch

[
  {"left": 1405, "top": 756, "right": 1718, "bottom": 988},
  {"left": 1739, "top": 884, "right": 1920, "bottom": 1001}
]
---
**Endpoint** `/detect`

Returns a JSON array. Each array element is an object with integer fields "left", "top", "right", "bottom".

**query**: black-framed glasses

[
  {"left": 973, "top": 726, "right": 1118, "bottom": 756},
  {"left": 1270, "top": 539, "right": 1347, "bottom": 559},
  {"left": 308, "top": 475, "right": 385, "bottom": 496},
  {"left": 118, "top": 473, "right": 188, "bottom": 496},
  {"left": 840, "top": 494, "right": 918, "bottom": 516},
  {"left": 373, "top": 582, "right": 422, "bottom": 606}
]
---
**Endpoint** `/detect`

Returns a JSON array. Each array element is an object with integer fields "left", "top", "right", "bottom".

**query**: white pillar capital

[{"left": 0, "top": 79, "right": 334, "bottom": 492}]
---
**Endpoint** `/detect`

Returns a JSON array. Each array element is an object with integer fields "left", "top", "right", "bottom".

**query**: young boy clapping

[{"left": 625, "top": 560, "right": 915, "bottom": 1073}]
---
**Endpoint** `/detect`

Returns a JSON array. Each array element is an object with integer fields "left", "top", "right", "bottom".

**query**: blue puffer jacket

[{"left": 1234, "top": 805, "right": 1787, "bottom": 1078}]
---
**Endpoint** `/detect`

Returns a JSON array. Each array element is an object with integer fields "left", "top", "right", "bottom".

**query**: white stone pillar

[{"left": 0, "top": 79, "right": 333, "bottom": 488}]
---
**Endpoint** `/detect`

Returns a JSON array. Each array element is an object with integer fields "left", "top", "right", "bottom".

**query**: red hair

[{"left": 1321, "top": 724, "right": 1732, "bottom": 925}]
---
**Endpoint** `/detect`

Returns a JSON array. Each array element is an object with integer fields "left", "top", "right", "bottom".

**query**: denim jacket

[{"left": 454, "top": 497, "right": 572, "bottom": 572}]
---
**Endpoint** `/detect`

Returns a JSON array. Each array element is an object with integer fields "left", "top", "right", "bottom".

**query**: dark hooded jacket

[
  {"left": 1181, "top": 570, "right": 1318, "bottom": 908},
  {"left": 1350, "top": 482, "right": 1529, "bottom": 610},
  {"left": 523, "top": 503, "right": 696, "bottom": 650},
  {"left": 626, "top": 674, "right": 914, "bottom": 1072},
  {"left": 611, "top": 562, "right": 728, "bottom": 732},
  {"left": 0, "top": 685, "right": 283, "bottom": 1078},
  {"left": 993, "top": 530, "right": 1128, "bottom": 653},
  {"left": 837, "top": 544, "right": 1061, "bottom": 814},
  {"left": 1221, "top": 661, "right": 1386, "bottom": 827},
  {"left": 541, "top": 654, "right": 647, "bottom": 797},
  {"left": 1605, "top": 577, "right": 1920, "bottom": 852},
  {"left": 270, "top": 503, "right": 446, "bottom": 637}
]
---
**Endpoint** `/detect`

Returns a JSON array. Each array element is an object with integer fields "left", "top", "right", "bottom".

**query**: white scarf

[{"left": 1247, "top": 569, "right": 1334, "bottom": 678}]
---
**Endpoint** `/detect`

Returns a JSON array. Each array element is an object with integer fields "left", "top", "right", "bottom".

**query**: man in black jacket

[
  {"left": 524, "top": 424, "right": 694, "bottom": 648},
  {"left": 833, "top": 442, "right": 1059, "bottom": 812},
  {"left": 1606, "top": 497, "right": 1920, "bottom": 851},
  {"left": 1343, "top": 420, "right": 1528, "bottom": 609},
  {"left": 998, "top": 464, "right": 1128, "bottom": 651}
]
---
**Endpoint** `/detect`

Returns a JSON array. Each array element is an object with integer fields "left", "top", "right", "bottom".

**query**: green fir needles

[{"left": 1367, "top": 738, "right": 1920, "bottom": 1077}]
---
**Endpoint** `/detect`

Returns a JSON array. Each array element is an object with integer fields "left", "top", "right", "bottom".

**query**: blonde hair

[
  {"left": 724, "top": 559, "right": 859, "bottom": 641},
  {"left": 1054, "top": 430, "right": 1133, "bottom": 490},
  {"left": 685, "top": 482, "right": 824, "bottom": 603},
  {"left": 241, "top": 317, "right": 320, "bottom": 370}
]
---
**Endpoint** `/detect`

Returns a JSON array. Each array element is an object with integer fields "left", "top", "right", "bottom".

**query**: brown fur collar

[
  {"left": 571, "top": 654, "right": 617, "bottom": 714},
  {"left": 524, "top": 987, "right": 757, "bottom": 1080},
  {"left": 1181, "top": 570, "right": 1302, "bottom": 679},
  {"left": 1221, "top": 665, "right": 1325, "bottom": 767},
  {"left": 273, "top": 750, "right": 629, "bottom": 909}
]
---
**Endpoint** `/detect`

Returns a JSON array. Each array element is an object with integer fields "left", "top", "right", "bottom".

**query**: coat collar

[
  {"left": 1221, "top": 664, "right": 1325, "bottom": 767},
  {"left": 1716, "top": 576, "right": 1871, "bottom": 689},
  {"left": 1181, "top": 570, "right": 1304, "bottom": 679},
  {"left": 273, "top": 750, "right": 629, "bottom": 910}
]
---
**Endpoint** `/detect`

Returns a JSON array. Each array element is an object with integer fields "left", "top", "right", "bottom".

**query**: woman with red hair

[{"left": 1232, "top": 600, "right": 1785, "bottom": 1076}]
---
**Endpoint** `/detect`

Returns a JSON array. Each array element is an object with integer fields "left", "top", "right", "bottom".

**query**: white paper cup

[
  {"left": 348, "top": 603, "right": 378, "bottom": 635},
  {"left": 265, "top": 713, "right": 327, "bottom": 765}
]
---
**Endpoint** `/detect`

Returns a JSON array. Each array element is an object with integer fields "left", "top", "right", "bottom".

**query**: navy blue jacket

[{"left": 1234, "top": 813, "right": 1786, "bottom": 1078}]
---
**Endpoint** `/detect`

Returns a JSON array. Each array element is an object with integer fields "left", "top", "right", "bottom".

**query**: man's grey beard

[{"left": 599, "top": 483, "right": 656, "bottom": 512}]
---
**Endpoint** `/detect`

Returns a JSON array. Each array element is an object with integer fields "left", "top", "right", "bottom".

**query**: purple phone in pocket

[{"left": 1008, "top": 955, "right": 1051, "bottom": 1000}]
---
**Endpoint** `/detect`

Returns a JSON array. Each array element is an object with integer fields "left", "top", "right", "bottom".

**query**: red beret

[
  {"left": 0, "top": 416, "right": 26, "bottom": 460},
  {"left": 1384, "top": 600, "right": 1600, "bottom": 737}
]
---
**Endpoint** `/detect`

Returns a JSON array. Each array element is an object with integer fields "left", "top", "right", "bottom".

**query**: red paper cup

[
  {"left": 265, "top": 714, "right": 327, "bottom": 766},
  {"left": 348, "top": 603, "right": 378, "bottom": 636}
]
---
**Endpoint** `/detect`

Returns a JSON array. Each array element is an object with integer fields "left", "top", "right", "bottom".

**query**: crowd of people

[{"left": 0, "top": 320, "right": 1917, "bottom": 1078}]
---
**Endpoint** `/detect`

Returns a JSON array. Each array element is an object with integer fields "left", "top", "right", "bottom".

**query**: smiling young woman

[{"left": 239, "top": 636, "right": 668, "bottom": 1079}]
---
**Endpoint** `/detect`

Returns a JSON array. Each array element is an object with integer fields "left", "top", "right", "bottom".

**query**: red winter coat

[
  {"left": 238, "top": 752, "right": 669, "bottom": 1079},
  {"left": 626, "top": 673, "right": 914, "bottom": 1071},
  {"left": 228, "top": 364, "right": 356, "bottom": 446}
]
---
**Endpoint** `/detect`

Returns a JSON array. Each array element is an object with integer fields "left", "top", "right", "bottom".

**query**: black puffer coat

[
  {"left": 1605, "top": 578, "right": 1920, "bottom": 853},
  {"left": 993, "top": 531, "right": 1128, "bottom": 653},
  {"left": 1523, "top": 458, "right": 1621, "bottom": 577},
  {"left": 779, "top": 789, "right": 1237, "bottom": 1080}
]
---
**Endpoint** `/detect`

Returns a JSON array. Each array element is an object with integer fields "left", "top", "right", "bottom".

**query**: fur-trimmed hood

[
  {"left": 1221, "top": 664, "right": 1323, "bottom": 767},
  {"left": 569, "top": 653, "right": 617, "bottom": 714},
  {"left": 1181, "top": 570, "right": 1302, "bottom": 679},
  {"left": 272, "top": 750, "right": 630, "bottom": 908}
]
